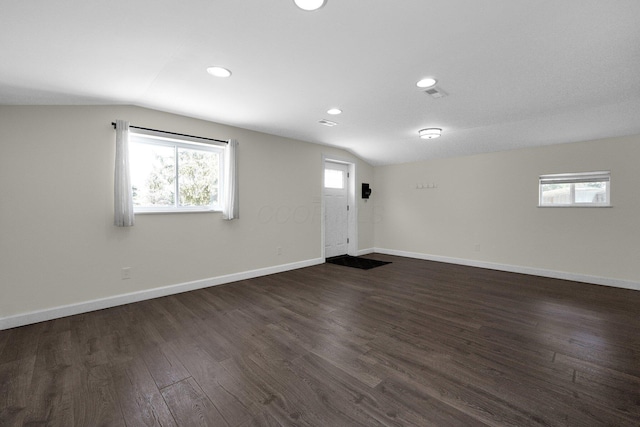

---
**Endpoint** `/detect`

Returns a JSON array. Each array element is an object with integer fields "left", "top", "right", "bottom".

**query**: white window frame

[
  {"left": 538, "top": 171, "right": 611, "bottom": 208},
  {"left": 129, "top": 130, "right": 225, "bottom": 214}
]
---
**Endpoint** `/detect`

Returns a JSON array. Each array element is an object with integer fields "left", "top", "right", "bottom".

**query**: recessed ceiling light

[
  {"left": 419, "top": 128, "right": 442, "bottom": 139},
  {"left": 206, "top": 66, "right": 232, "bottom": 78},
  {"left": 294, "top": 0, "right": 327, "bottom": 11},
  {"left": 327, "top": 108, "right": 342, "bottom": 115},
  {"left": 416, "top": 77, "right": 437, "bottom": 88}
]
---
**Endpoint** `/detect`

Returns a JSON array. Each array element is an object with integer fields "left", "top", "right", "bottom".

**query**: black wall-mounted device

[{"left": 362, "top": 183, "right": 372, "bottom": 199}]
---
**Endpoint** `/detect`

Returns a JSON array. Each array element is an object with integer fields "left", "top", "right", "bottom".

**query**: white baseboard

[
  {"left": 357, "top": 248, "right": 375, "bottom": 256},
  {"left": 0, "top": 257, "right": 324, "bottom": 331},
  {"left": 375, "top": 248, "right": 640, "bottom": 292},
  {"left": 5, "top": 251, "right": 636, "bottom": 331}
]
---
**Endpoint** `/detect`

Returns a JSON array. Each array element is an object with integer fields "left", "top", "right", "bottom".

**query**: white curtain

[
  {"left": 114, "top": 120, "right": 135, "bottom": 227},
  {"left": 222, "top": 139, "right": 239, "bottom": 220}
]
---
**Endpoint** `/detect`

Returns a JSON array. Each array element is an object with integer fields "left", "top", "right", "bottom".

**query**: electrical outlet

[
  {"left": 474, "top": 244, "right": 481, "bottom": 252},
  {"left": 277, "top": 247, "right": 282, "bottom": 255},
  {"left": 121, "top": 267, "right": 132, "bottom": 280}
]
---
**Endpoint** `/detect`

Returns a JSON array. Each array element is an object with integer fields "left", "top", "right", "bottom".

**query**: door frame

[{"left": 322, "top": 155, "right": 357, "bottom": 258}]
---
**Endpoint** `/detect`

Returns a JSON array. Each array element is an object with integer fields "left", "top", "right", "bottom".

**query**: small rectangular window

[
  {"left": 539, "top": 171, "right": 610, "bottom": 207},
  {"left": 324, "top": 169, "right": 345, "bottom": 189},
  {"left": 129, "top": 131, "right": 224, "bottom": 213}
]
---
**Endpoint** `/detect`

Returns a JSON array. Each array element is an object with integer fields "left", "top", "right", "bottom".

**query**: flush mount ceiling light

[
  {"left": 327, "top": 108, "right": 342, "bottom": 115},
  {"left": 294, "top": 0, "right": 327, "bottom": 11},
  {"left": 319, "top": 119, "right": 338, "bottom": 127},
  {"left": 206, "top": 66, "right": 232, "bottom": 78},
  {"left": 419, "top": 128, "right": 442, "bottom": 139},
  {"left": 416, "top": 77, "right": 437, "bottom": 88}
]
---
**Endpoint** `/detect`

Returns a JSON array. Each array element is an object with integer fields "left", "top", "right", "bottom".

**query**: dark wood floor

[{"left": 1, "top": 254, "right": 639, "bottom": 426}]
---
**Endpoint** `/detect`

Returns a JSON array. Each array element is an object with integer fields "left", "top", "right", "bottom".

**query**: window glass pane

[
  {"left": 575, "top": 181, "right": 607, "bottom": 204},
  {"left": 539, "top": 171, "right": 610, "bottom": 207},
  {"left": 178, "top": 148, "right": 219, "bottom": 207},
  {"left": 540, "top": 183, "right": 571, "bottom": 205},
  {"left": 324, "top": 169, "right": 344, "bottom": 189},
  {"left": 130, "top": 142, "right": 175, "bottom": 207}
]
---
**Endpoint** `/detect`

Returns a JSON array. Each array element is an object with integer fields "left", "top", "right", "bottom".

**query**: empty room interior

[{"left": 1, "top": 1, "right": 639, "bottom": 426}]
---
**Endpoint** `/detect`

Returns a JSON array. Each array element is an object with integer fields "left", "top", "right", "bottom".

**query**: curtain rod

[{"left": 111, "top": 122, "right": 228, "bottom": 144}]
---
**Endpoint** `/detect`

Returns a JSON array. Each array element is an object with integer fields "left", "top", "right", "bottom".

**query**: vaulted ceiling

[{"left": 2, "top": 0, "right": 640, "bottom": 165}]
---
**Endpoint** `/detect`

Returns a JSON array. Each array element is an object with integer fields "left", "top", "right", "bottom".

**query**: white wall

[
  {"left": 373, "top": 134, "right": 640, "bottom": 288},
  {"left": 4, "top": 105, "right": 636, "bottom": 329},
  {"left": 0, "top": 105, "right": 374, "bottom": 327}
]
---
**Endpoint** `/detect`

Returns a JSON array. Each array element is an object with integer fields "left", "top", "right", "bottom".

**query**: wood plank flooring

[{"left": 1, "top": 254, "right": 639, "bottom": 426}]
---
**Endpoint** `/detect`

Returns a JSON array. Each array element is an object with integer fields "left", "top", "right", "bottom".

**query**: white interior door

[{"left": 324, "top": 162, "right": 350, "bottom": 258}]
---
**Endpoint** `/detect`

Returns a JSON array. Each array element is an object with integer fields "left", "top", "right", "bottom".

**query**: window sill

[
  {"left": 134, "top": 208, "right": 222, "bottom": 214},
  {"left": 537, "top": 205, "right": 612, "bottom": 208}
]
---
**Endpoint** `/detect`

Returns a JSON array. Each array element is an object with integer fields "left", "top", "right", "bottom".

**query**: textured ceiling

[{"left": 2, "top": 0, "right": 640, "bottom": 165}]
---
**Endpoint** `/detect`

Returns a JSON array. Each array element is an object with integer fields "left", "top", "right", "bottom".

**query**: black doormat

[{"left": 325, "top": 255, "right": 391, "bottom": 270}]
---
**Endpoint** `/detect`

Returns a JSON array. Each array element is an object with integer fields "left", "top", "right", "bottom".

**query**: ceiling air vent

[
  {"left": 424, "top": 87, "right": 448, "bottom": 99},
  {"left": 319, "top": 119, "right": 338, "bottom": 127}
]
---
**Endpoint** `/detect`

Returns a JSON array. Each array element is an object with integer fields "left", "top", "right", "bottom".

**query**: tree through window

[{"left": 129, "top": 131, "right": 224, "bottom": 212}]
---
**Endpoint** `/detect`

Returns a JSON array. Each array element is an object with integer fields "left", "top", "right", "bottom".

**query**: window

[
  {"left": 324, "top": 169, "right": 344, "bottom": 189},
  {"left": 539, "top": 171, "right": 610, "bottom": 207},
  {"left": 129, "top": 131, "right": 224, "bottom": 213}
]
